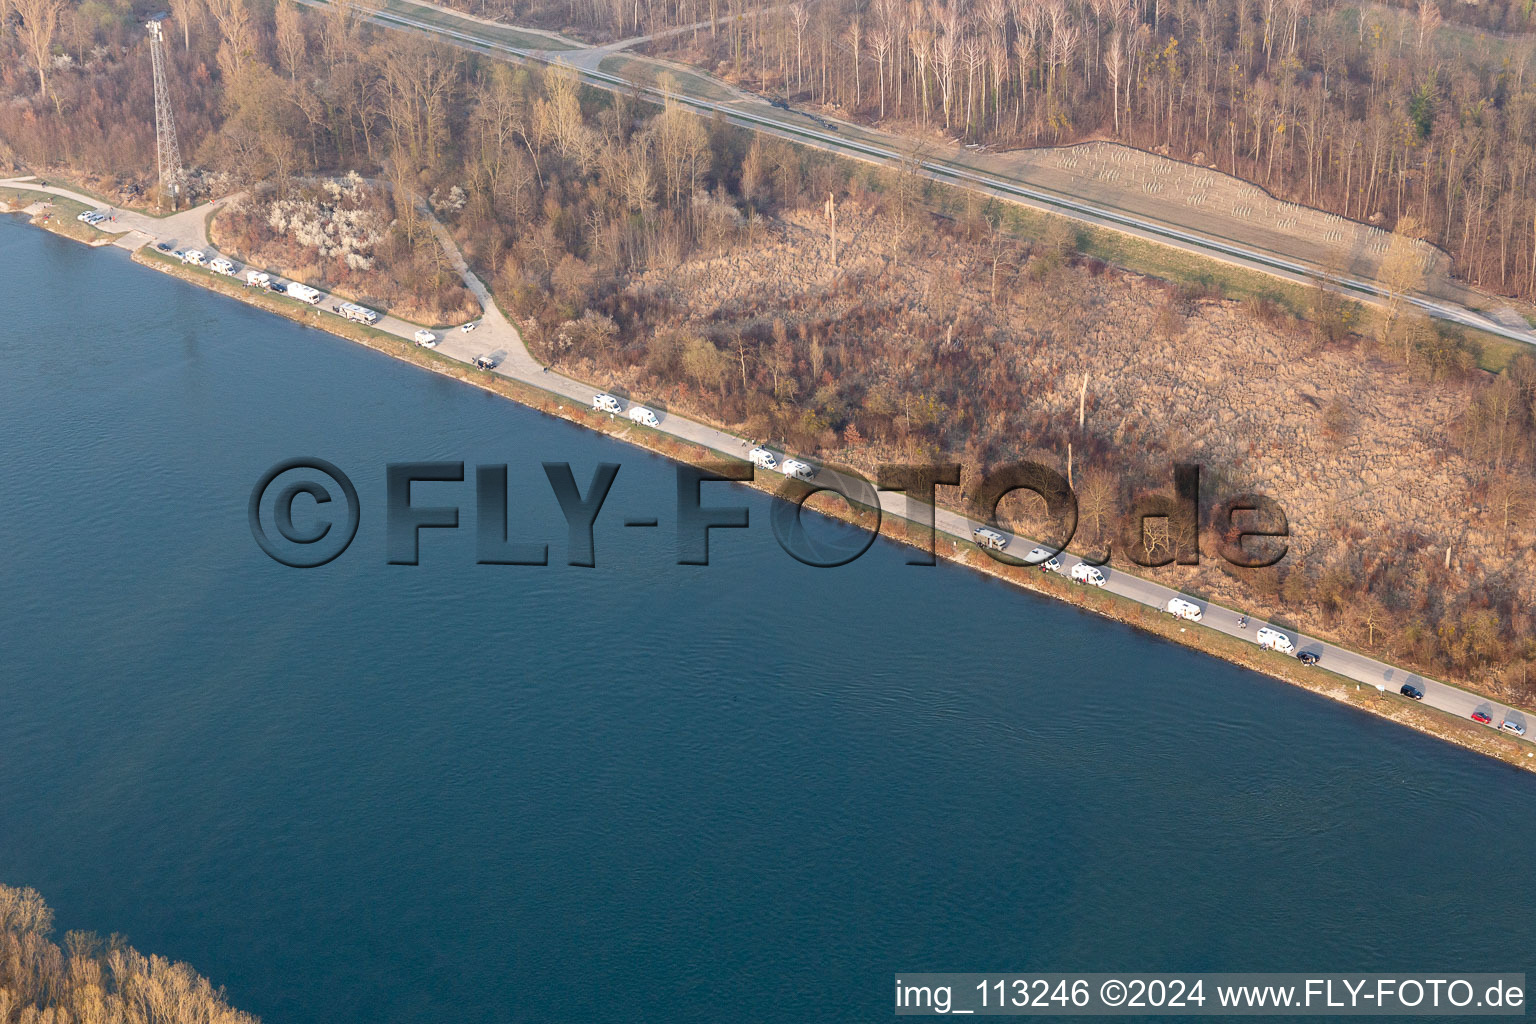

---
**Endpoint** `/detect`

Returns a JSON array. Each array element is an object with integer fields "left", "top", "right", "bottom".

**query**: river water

[{"left": 1, "top": 216, "right": 1533, "bottom": 1022}]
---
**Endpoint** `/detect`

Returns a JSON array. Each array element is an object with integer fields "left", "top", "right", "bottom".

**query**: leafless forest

[
  {"left": 0, "top": 884, "right": 258, "bottom": 1024},
  {"left": 442, "top": 0, "right": 1536, "bottom": 300}
]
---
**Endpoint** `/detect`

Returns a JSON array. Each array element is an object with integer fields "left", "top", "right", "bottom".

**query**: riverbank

[
  {"left": 0, "top": 187, "right": 121, "bottom": 245},
  {"left": 122, "top": 236, "right": 1536, "bottom": 776},
  {"left": 5, "top": 192, "right": 1527, "bottom": 773}
]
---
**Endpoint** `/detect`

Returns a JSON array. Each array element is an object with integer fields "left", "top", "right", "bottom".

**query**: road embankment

[{"left": 109, "top": 241, "right": 1536, "bottom": 778}]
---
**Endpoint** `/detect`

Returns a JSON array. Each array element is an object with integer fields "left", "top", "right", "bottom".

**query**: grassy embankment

[
  {"left": 974, "top": 187, "right": 1528, "bottom": 374},
  {"left": 377, "top": 0, "right": 579, "bottom": 49},
  {"left": 0, "top": 186, "right": 122, "bottom": 244},
  {"left": 8, "top": 169, "right": 185, "bottom": 218},
  {"left": 130, "top": 241, "right": 1536, "bottom": 773}
]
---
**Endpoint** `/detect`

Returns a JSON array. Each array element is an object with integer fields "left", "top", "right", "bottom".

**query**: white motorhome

[
  {"left": 181, "top": 249, "right": 206, "bottom": 266},
  {"left": 336, "top": 302, "right": 381, "bottom": 326},
  {"left": 1255, "top": 627, "right": 1295, "bottom": 654},
  {"left": 246, "top": 270, "right": 271, "bottom": 288},
  {"left": 1166, "top": 597, "right": 1203, "bottom": 622},
  {"left": 972, "top": 527, "right": 1007, "bottom": 551},
  {"left": 285, "top": 282, "right": 322, "bottom": 304},
  {"left": 209, "top": 257, "right": 236, "bottom": 276},
  {"left": 627, "top": 405, "right": 659, "bottom": 427},
  {"left": 1070, "top": 563, "right": 1107, "bottom": 587},
  {"left": 593, "top": 393, "right": 623, "bottom": 414},
  {"left": 781, "top": 459, "right": 814, "bottom": 481},
  {"left": 748, "top": 447, "right": 778, "bottom": 471}
]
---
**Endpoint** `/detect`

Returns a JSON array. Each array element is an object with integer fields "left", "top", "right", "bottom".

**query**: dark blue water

[{"left": 1, "top": 215, "right": 1533, "bottom": 1023}]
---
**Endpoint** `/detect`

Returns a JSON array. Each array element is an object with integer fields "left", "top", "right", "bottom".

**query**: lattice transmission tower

[{"left": 146, "top": 14, "right": 185, "bottom": 209}]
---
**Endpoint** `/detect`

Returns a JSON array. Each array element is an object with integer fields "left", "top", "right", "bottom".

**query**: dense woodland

[
  {"left": 0, "top": 884, "right": 258, "bottom": 1024},
  {"left": 436, "top": 0, "right": 1536, "bottom": 300},
  {"left": 1, "top": 0, "right": 1536, "bottom": 697}
]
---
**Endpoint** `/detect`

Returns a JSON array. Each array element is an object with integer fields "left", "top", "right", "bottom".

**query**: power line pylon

[{"left": 146, "top": 14, "right": 185, "bottom": 210}]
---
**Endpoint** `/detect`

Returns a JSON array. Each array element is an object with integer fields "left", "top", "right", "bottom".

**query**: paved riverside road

[{"left": 8, "top": 175, "right": 1531, "bottom": 757}]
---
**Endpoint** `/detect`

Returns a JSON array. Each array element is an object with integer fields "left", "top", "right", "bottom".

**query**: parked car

[
  {"left": 1070, "top": 563, "right": 1107, "bottom": 587},
  {"left": 461, "top": 321, "right": 479, "bottom": 333},
  {"left": 627, "top": 405, "right": 660, "bottom": 427},
  {"left": 1165, "top": 597, "right": 1203, "bottom": 622},
  {"left": 413, "top": 329, "right": 437, "bottom": 347},
  {"left": 1472, "top": 710, "right": 1493, "bottom": 725},
  {"left": 156, "top": 242, "right": 173, "bottom": 252},
  {"left": 1040, "top": 556, "right": 1061, "bottom": 573},
  {"left": 1296, "top": 650, "right": 1320, "bottom": 666},
  {"left": 592, "top": 393, "right": 623, "bottom": 414},
  {"left": 1400, "top": 683, "right": 1425, "bottom": 701},
  {"left": 972, "top": 527, "right": 1008, "bottom": 551},
  {"left": 1501, "top": 719, "right": 1527, "bottom": 737},
  {"left": 748, "top": 446, "right": 778, "bottom": 471},
  {"left": 1255, "top": 626, "right": 1295, "bottom": 654},
  {"left": 266, "top": 279, "right": 286, "bottom": 293},
  {"left": 473, "top": 353, "right": 498, "bottom": 370}
]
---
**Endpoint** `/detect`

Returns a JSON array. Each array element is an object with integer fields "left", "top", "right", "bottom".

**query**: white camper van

[
  {"left": 592, "top": 393, "right": 622, "bottom": 414},
  {"left": 1255, "top": 627, "right": 1295, "bottom": 654},
  {"left": 627, "top": 405, "right": 659, "bottom": 427},
  {"left": 780, "top": 459, "right": 814, "bottom": 481},
  {"left": 209, "top": 256, "right": 236, "bottom": 276},
  {"left": 1166, "top": 597, "right": 1203, "bottom": 622},
  {"left": 246, "top": 270, "right": 271, "bottom": 288},
  {"left": 336, "top": 302, "right": 381, "bottom": 325},
  {"left": 1070, "top": 563, "right": 1107, "bottom": 587},
  {"left": 748, "top": 447, "right": 778, "bottom": 471},
  {"left": 285, "top": 282, "right": 322, "bottom": 304},
  {"left": 972, "top": 527, "right": 1008, "bottom": 551}
]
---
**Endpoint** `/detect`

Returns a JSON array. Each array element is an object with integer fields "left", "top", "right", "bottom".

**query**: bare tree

[
  {"left": 1378, "top": 215, "right": 1426, "bottom": 356},
  {"left": 275, "top": 0, "right": 307, "bottom": 81},
  {"left": 1103, "top": 31, "right": 1123, "bottom": 132},
  {"left": 1416, "top": 0, "right": 1442, "bottom": 52},
  {"left": 1487, "top": 473, "right": 1536, "bottom": 552},
  {"left": 167, "top": 0, "right": 203, "bottom": 50},
  {"left": 14, "top": 0, "right": 64, "bottom": 98}
]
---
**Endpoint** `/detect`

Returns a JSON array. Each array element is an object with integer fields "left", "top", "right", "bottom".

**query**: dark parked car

[
  {"left": 1400, "top": 683, "right": 1425, "bottom": 701},
  {"left": 1296, "top": 651, "right": 1320, "bottom": 666},
  {"left": 156, "top": 242, "right": 173, "bottom": 252}
]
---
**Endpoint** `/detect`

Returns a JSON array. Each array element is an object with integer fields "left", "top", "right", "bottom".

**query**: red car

[{"left": 1472, "top": 711, "right": 1493, "bottom": 725}]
